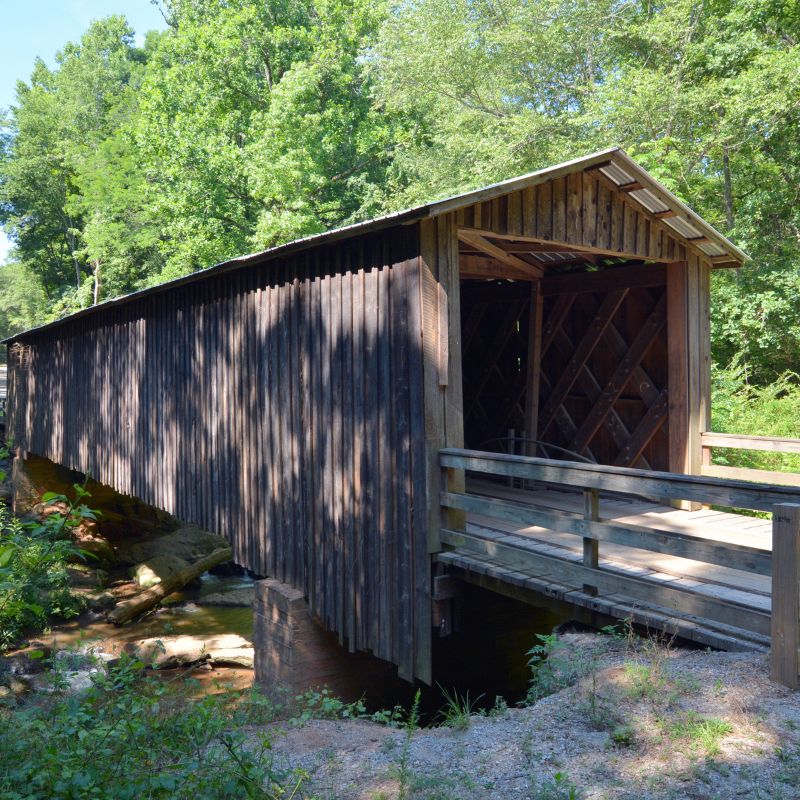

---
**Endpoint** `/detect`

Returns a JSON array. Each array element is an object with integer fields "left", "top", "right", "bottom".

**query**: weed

[
  {"left": 0, "top": 481, "right": 95, "bottom": 648},
  {"left": 623, "top": 662, "right": 663, "bottom": 701},
  {"left": 0, "top": 654, "right": 306, "bottom": 798},
  {"left": 662, "top": 712, "right": 733, "bottom": 756},
  {"left": 397, "top": 689, "right": 421, "bottom": 800},
  {"left": 776, "top": 742, "right": 800, "bottom": 785},
  {"left": 529, "top": 771, "right": 582, "bottom": 800},
  {"left": 435, "top": 683, "right": 483, "bottom": 731},
  {"left": 610, "top": 724, "right": 636, "bottom": 747},
  {"left": 489, "top": 695, "right": 509, "bottom": 718},
  {"left": 527, "top": 634, "right": 588, "bottom": 703},
  {"left": 292, "top": 686, "right": 367, "bottom": 725}
]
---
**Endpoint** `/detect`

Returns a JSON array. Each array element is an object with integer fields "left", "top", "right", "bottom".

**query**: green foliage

[
  {"left": 434, "top": 683, "right": 482, "bottom": 731},
  {"left": 526, "top": 633, "right": 586, "bottom": 703},
  {"left": 396, "top": 688, "right": 421, "bottom": 800},
  {"left": 0, "top": 655, "right": 307, "bottom": 799},
  {"left": 661, "top": 712, "right": 733, "bottom": 756},
  {"left": 0, "top": 0, "right": 799, "bottom": 391},
  {"left": 0, "top": 483, "right": 94, "bottom": 648},
  {"left": 711, "top": 360, "right": 800, "bottom": 472},
  {"left": 291, "top": 685, "right": 367, "bottom": 724},
  {"left": 529, "top": 771, "right": 582, "bottom": 800}
]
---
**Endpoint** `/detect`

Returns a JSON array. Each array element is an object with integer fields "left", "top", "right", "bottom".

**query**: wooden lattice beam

[
  {"left": 538, "top": 289, "right": 628, "bottom": 436},
  {"left": 569, "top": 294, "right": 667, "bottom": 455},
  {"left": 613, "top": 387, "right": 669, "bottom": 467},
  {"left": 549, "top": 326, "right": 650, "bottom": 469}
]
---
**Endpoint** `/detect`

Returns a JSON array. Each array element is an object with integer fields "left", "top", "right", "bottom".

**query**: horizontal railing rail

[
  {"left": 700, "top": 432, "right": 800, "bottom": 488},
  {"left": 440, "top": 447, "right": 800, "bottom": 512},
  {"left": 438, "top": 448, "right": 800, "bottom": 689}
]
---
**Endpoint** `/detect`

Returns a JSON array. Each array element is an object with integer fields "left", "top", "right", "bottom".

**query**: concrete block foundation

[{"left": 254, "top": 578, "right": 398, "bottom": 701}]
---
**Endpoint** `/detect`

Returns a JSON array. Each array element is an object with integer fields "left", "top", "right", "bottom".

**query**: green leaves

[
  {"left": 0, "top": 479, "right": 96, "bottom": 648},
  {"left": 1, "top": 0, "right": 799, "bottom": 388}
]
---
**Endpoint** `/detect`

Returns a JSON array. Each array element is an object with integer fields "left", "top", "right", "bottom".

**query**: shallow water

[{"left": 43, "top": 573, "right": 255, "bottom": 655}]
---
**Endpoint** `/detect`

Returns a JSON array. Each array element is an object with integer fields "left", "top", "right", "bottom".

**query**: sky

[{"left": 0, "top": 0, "right": 169, "bottom": 264}]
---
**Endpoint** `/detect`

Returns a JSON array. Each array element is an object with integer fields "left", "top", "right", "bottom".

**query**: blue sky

[{"left": 1, "top": 0, "right": 168, "bottom": 263}]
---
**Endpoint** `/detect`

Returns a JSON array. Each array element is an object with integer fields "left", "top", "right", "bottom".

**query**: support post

[
  {"left": 11, "top": 447, "right": 36, "bottom": 514},
  {"left": 582, "top": 488, "right": 599, "bottom": 596},
  {"left": 524, "top": 282, "right": 544, "bottom": 457},
  {"left": 771, "top": 504, "right": 800, "bottom": 689}
]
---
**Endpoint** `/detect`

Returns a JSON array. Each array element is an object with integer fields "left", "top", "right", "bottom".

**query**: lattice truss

[
  {"left": 461, "top": 280, "right": 669, "bottom": 470},
  {"left": 539, "top": 284, "right": 668, "bottom": 469}
]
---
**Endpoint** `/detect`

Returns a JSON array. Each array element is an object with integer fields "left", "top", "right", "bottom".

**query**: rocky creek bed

[{"left": 0, "top": 460, "right": 258, "bottom": 700}]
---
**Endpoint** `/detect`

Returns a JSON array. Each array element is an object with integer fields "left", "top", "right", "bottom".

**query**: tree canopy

[{"left": 1, "top": 0, "right": 799, "bottom": 384}]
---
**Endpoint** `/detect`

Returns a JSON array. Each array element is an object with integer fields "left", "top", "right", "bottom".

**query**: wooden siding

[
  {"left": 454, "top": 171, "right": 693, "bottom": 264},
  {"left": 7, "top": 227, "right": 430, "bottom": 682}
]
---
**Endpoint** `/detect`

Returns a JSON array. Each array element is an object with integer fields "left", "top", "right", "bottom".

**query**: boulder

[
  {"left": 127, "top": 634, "right": 253, "bottom": 669},
  {"left": 70, "top": 530, "right": 117, "bottom": 568},
  {"left": 196, "top": 586, "right": 255, "bottom": 607},
  {"left": 84, "top": 591, "right": 117, "bottom": 611},
  {"left": 115, "top": 525, "right": 229, "bottom": 567},
  {"left": 131, "top": 554, "right": 192, "bottom": 588},
  {"left": 0, "top": 686, "right": 16, "bottom": 704},
  {"left": 66, "top": 565, "right": 109, "bottom": 590}
]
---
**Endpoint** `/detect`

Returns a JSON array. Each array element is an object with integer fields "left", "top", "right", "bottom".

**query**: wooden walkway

[
  {"left": 438, "top": 478, "right": 772, "bottom": 651},
  {"left": 436, "top": 449, "right": 800, "bottom": 675}
]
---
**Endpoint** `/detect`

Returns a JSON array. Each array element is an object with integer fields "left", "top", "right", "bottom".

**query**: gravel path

[{"left": 255, "top": 634, "right": 800, "bottom": 799}]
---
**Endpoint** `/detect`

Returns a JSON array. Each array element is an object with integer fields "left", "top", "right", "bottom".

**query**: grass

[
  {"left": 435, "top": 684, "right": 483, "bottom": 731},
  {"left": 662, "top": 712, "right": 733, "bottom": 756}
]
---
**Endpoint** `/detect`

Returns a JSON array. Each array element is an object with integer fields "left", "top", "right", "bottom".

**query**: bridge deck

[{"left": 437, "top": 478, "right": 773, "bottom": 651}]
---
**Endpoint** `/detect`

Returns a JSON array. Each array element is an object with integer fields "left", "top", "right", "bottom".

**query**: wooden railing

[
  {"left": 700, "top": 431, "right": 800, "bottom": 488},
  {"left": 439, "top": 448, "right": 800, "bottom": 688}
]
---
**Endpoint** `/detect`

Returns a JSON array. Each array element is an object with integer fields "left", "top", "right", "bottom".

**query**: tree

[
  {"left": 136, "top": 0, "right": 395, "bottom": 282},
  {"left": 0, "top": 17, "right": 154, "bottom": 316}
]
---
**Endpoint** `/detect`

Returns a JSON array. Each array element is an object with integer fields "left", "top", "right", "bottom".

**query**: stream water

[
  {"left": 40, "top": 572, "right": 257, "bottom": 692},
  {"left": 38, "top": 574, "right": 572, "bottom": 717}
]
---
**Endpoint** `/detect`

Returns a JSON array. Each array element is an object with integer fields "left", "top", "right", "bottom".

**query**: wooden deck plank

[{"left": 466, "top": 510, "right": 771, "bottom": 595}]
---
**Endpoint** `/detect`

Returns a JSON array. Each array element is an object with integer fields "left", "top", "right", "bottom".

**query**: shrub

[
  {"left": 0, "top": 655, "right": 306, "bottom": 799},
  {"left": 0, "top": 481, "right": 93, "bottom": 648}
]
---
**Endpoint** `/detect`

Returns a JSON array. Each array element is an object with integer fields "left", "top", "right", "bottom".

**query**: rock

[
  {"left": 0, "top": 686, "right": 16, "bottom": 704},
  {"left": 127, "top": 634, "right": 253, "bottom": 669},
  {"left": 67, "top": 564, "right": 109, "bottom": 590},
  {"left": 8, "top": 676, "right": 29, "bottom": 696},
  {"left": 115, "top": 525, "right": 229, "bottom": 567},
  {"left": 70, "top": 530, "right": 117, "bottom": 568},
  {"left": 131, "top": 554, "right": 192, "bottom": 588},
  {"left": 208, "top": 648, "right": 254, "bottom": 668},
  {"left": 196, "top": 586, "right": 255, "bottom": 607},
  {"left": 84, "top": 591, "right": 117, "bottom": 611}
]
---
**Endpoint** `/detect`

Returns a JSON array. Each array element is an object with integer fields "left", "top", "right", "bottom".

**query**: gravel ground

[{"left": 255, "top": 634, "right": 800, "bottom": 800}]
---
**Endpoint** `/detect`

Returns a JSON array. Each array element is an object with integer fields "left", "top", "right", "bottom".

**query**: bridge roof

[{"left": 3, "top": 146, "right": 746, "bottom": 344}]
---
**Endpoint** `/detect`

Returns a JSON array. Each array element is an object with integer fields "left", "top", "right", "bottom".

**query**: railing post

[
  {"left": 582, "top": 488, "right": 599, "bottom": 596},
  {"left": 771, "top": 504, "right": 800, "bottom": 689},
  {"left": 440, "top": 463, "right": 466, "bottom": 538}
]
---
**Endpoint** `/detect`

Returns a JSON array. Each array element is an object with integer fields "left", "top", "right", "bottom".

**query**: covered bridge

[{"left": 9, "top": 146, "right": 782, "bottom": 687}]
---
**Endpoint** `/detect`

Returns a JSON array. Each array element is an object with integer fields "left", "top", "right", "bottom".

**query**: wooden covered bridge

[{"left": 5, "top": 147, "right": 800, "bottom": 688}]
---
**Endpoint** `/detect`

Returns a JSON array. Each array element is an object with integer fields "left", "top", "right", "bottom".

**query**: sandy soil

[{"left": 256, "top": 634, "right": 800, "bottom": 800}]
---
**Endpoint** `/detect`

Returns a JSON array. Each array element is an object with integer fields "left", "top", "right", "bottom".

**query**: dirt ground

[{"left": 257, "top": 634, "right": 800, "bottom": 800}]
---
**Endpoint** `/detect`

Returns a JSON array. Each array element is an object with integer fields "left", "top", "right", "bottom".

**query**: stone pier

[{"left": 253, "top": 578, "right": 398, "bottom": 700}]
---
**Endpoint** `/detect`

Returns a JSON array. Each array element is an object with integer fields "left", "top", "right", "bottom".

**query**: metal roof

[{"left": 3, "top": 146, "right": 746, "bottom": 343}]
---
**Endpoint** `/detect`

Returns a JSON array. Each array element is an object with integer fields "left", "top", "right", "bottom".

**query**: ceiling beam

[
  {"left": 457, "top": 226, "right": 669, "bottom": 264},
  {"left": 457, "top": 229, "right": 544, "bottom": 278},
  {"left": 460, "top": 255, "right": 539, "bottom": 281}
]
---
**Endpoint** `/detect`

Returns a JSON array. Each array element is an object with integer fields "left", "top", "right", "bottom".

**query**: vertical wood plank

[
  {"left": 667, "top": 261, "right": 689, "bottom": 476},
  {"left": 771, "top": 504, "right": 800, "bottom": 689}
]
